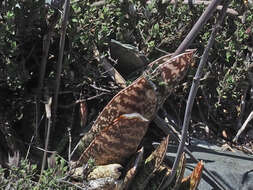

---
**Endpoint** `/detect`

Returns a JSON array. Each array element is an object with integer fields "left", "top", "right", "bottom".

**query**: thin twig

[
  {"left": 174, "top": 0, "right": 223, "bottom": 55},
  {"left": 67, "top": 100, "right": 76, "bottom": 161},
  {"left": 36, "top": 10, "right": 60, "bottom": 140},
  {"left": 36, "top": 146, "right": 56, "bottom": 154},
  {"left": 236, "top": 85, "right": 249, "bottom": 130},
  {"left": 163, "top": 0, "right": 238, "bottom": 15},
  {"left": 161, "top": 1, "right": 229, "bottom": 189},
  {"left": 68, "top": 127, "right": 72, "bottom": 162},
  {"left": 25, "top": 135, "right": 34, "bottom": 160},
  {"left": 90, "top": 84, "right": 112, "bottom": 93},
  {"left": 53, "top": 0, "right": 71, "bottom": 120},
  {"left": 57, "top": 93, "right": 107, "bottom": 109},
  {"left": 16, "top": 113, "right": 49, "bottom": 157},
  {"left": 233, "top": 111, "right": 253, "bottom": 142},
  {"left": 39, "top": 97, "right": 52, "bottom": 183},
  {"left": 57, "top": 178, "right": 84, "bottom": 189}
]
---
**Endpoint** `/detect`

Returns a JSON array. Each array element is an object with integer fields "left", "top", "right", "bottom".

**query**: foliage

[
  {"left": 0, "top": 0, "right": 252, "bottom": 188},
  {"left": 0, "top": 157, "right": 76, "bottom": 190}
]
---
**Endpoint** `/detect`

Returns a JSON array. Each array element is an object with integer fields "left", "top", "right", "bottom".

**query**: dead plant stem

[
  {"left": 36, "top": 11, "right": 60, "bottom": 141},
  {"left": 39, "top": 97, "right": 52, "bottom": 183},
  {"left": 161, "top": 1, "right": 230, "bottom": 189},
  {"left": 174, "top": 0, "right": 222, "bottom": 55},
  {"left": 53, "top": 0, "right": 70, "bottom": 122}
]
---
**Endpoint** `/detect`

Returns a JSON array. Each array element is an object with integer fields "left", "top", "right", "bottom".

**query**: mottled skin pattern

[
  {"left": 73, "top": 50, "right": 195, "bottom": 168},
  {"left": 75, "top": 77, "right": 158, "bottom": 159},
  {"left": 147, "top": 50, "right": 195, "bottom": 106},
  {"left": 75, "top": 113, "right": 149, "bottom": 166}
]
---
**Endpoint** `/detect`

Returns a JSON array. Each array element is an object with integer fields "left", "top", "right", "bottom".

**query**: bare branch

[
  {"left": 53, "top": 0, "right": 71, "bottom": 120},
  {"left": 233, "top": 111, "right": 253, "bottom": 142},
  {"left": 174, "top": 0, "right": 223, "bottom": 55},
  {"left": 39, "top": 97, "right": 52, "bottom": 183},
  {"left": 161, "top": 1, "right": 230, "bottom": 189}
]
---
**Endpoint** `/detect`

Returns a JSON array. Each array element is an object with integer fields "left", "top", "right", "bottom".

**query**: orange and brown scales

[
  {"left": 75, "top": 113, "right": 150, "bottom": 167},
  {"left": 146, "top": 49, "right": 195, "bottom": 106},
  {"left": 73, "top": 50, "right": 195, "bottom": 167},
  {"left": 157, "top": 50, "right": 194, "bottom": 82},
  {"left": 148, "top": 50, "right": 195, "bottom": 86},
  {"left": 76, "top": 76, "right": 158, "bottom": 155}
]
